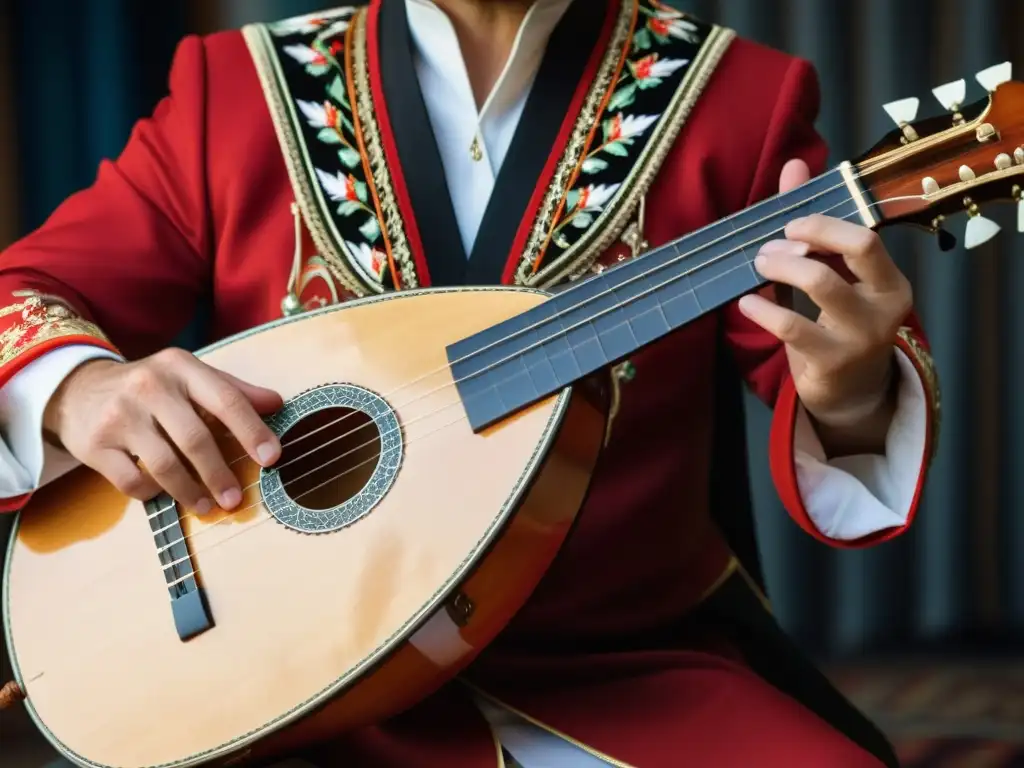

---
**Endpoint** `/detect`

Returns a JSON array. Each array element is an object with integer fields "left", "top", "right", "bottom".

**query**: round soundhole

[
  {"left": 259, "top": 384, "right": 403, "bottom": 534},
  {"left": 277, "top": 407, "right": 380, "bottom": 510}
]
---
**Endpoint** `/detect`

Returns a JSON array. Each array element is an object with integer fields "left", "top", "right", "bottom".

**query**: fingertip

[{"left": 256, "top": 440, "right": 280, "bottom": 467}]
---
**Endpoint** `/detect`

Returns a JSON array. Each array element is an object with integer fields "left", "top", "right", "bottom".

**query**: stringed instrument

[{"left": 3, "top": 63, "right": 1022, "bottom": 768}]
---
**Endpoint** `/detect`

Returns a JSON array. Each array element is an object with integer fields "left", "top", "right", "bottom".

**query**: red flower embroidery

[
  {"left": 605, "top": 114, "right": 623, "bottom": 142},
  {"left": 343, "top": 174, "right": 360, "bottom": 201},
  {"left": 323, "top": 101, "right": 340, "bottom": 129},
  {"left": 648, "top": 17, "right": 671, "bottom": 36},
  {"left": 309, "top": 40, "right": 342, "bottom": 66},
  {"left": 576, "top": 187, "right": 591, "bottom": 210},
  {"left": 633, "top": 54, "right": 656, "bottom": 80},
  {"left": 370, "top": 249, "right": 386, "bottom": 274}
]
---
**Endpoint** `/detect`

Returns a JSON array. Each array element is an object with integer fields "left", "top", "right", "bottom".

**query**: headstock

[{"left": 854, "top": 61, "right": 1023, "bottom": 250}]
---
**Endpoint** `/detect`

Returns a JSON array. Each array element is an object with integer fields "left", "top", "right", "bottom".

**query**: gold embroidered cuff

[
  {"left": 0, "top": 291, "right": 112, "bottom": 369},
  {"left": 896, "top": 325, "right": 941, "bottom": 463}
]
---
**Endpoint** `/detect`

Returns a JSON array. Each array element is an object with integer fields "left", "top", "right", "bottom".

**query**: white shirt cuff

[
  {"left": 0, "top": 345, "right": 123, "bottom": 498},
  {"left": 792, "top": 348, "right": 928, "bottom": 541}
]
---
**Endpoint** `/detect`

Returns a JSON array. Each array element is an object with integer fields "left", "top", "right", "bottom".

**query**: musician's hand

[
  {"left": 43, "top": 349, "right": 283, "bottom": 512},
  {"left": 738, "top": 158, "right": 912, "bottom": 449}
]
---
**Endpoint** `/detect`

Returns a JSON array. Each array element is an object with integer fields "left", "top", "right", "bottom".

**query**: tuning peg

[
  {"left": 963, "top": 200, "right": 1001, "bottom": 249},
  {"left": 937, "top": 227, "right": 958, "bottom": 252},
  {"left": 882, "top": 97, "right": 919, "bottom": 125},
  {"left": 932, "top": 79, "right": 966, "bottom": 111},
  {"left": 1014, "top": 186, "right": 1023, "bottom": 234},
  {"left": 882, "top": 97, "right": 921, "bottom": 142},
  {"left": 975, "top": 61, "right": 1012, "bottom": 92}
]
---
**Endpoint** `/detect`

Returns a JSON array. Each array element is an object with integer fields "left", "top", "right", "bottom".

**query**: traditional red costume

[{"left": 0, "top": 1, "right": 939, "bottom": 766}]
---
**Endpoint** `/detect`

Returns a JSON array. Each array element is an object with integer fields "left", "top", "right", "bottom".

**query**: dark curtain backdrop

[{"left": 0, "top": 0, "right": 1021, "bottom": 659}]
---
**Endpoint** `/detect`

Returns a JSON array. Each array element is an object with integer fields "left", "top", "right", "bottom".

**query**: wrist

[
  {"left": 805, "top": 351, "right": 899, "bottom": 457},
  {"left": 42, "top": 357, "right": 120, "bottom": 440}
]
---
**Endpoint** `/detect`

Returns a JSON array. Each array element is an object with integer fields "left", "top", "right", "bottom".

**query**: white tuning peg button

[
  {"left": 1018, "top": 199, "right": 1024, "bottom": 234},
  {"left": 975, "top": 61, "right": 1012, "bottom": 92},
  {"left": 932, "top": 79, "right": 966, "bottom": 110},
  {"left": 882, "top": 97, "right": 920, "bottom": 125},
  {"left": 964, "top": 213, "right": 1001, "bottom": 249}
]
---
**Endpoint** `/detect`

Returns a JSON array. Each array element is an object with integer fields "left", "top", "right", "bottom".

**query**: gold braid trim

[
  {"left": 0, "top": 291, "right": 111, "bottom": 368},
  {"left": 349, "top": 8, "right": 418, "bottom": 289},
  {"left": 897, "top": 325, "right": 941, "bottom": 463}
]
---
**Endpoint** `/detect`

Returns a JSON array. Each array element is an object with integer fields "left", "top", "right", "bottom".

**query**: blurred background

[{"left": 0, "top": 0, "right": 1022, "bottom": 765}]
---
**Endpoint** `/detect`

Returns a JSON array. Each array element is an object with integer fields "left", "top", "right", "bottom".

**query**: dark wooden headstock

[{"left": 853, "top": 62, "right": 1023, "bottom": 249}]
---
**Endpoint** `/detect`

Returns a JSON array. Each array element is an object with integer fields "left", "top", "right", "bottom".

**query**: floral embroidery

[
  {"left": 0, "top": 291, "right": 111, "bottom": 367},
  {"left": 528, "top": 1, "right": 721, "bottom": 282},
  {"left": 248, "top": 2, "right": 732, "bottom": 295},
  {"left": 248, "top": 4, "right": 402, "bottom": 295}
]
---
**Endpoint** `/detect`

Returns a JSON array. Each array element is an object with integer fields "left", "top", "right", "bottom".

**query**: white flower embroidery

[
  {"left": 269, "top": 10, "right": 352, "bottom": 36},
  {"left": 283, "top": 44, "right": 320, "bottom": 65},
  {"left": 297, "top": 99, "right": 331, "bottom": 128},
  {"left": 648, "top": 11, "right": 701, "bottom": 44},
  {"left": 315, "top": 169, "right": 357, "bottom": 202},
  {"left": 574, "top": 183, "right": 621, "bottom": 213},
  {"left": 630, "top": 55, "right": 690, "bottom": 83},
  {"left": 344, "top": 240, "right": 387, "bottom": 278},
  {"left": 611, "top": 114, "right": 659, "bottom": 140}
]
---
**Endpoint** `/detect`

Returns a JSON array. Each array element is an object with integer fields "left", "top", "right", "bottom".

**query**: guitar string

[
  {"left": 207, "top": 168, "right": 875, "bottom": 474},
  {"left": 148, "top": 179, "right": 871, "bottom": 529},
  {"left": 151, "top": 191, "right": 923, "bottom": 565},
  {"left": 167, "top": 170, "right": 899, "bottom": 507},
  {"left": 9, "top": 189, "right": 930, "bottom": 654}
]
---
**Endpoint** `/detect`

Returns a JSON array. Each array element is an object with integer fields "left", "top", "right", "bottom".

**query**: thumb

[
  {"left": 779, "top": 158, "right": 811, "bottom": 193},
  {"left": 217, "top": 370, "right": 285, "bottom": 415}
]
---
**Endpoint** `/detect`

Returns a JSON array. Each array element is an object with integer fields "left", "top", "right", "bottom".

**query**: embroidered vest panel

[{"left": 243, "top": 0, "right": 735, "bottom": 308}]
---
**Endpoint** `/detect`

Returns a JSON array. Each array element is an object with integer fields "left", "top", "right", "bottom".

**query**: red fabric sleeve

[
  {"left": 720, "top": 58, "right": 939, "bottom": 548},
  {"left": 0, "top": 35, "right": 214, "bottom": 508}
]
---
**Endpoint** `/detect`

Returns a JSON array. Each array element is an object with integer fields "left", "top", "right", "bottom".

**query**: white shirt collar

[{"left": 404, "top": 0, "right": 574, "bottom": 126}]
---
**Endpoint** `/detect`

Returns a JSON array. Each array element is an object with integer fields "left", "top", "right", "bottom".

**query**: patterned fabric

[{"left": 243, "top": 1, "right": 733, "bottom": 297}]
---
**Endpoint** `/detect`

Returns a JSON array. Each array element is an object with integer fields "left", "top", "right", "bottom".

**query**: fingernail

[
  {"left": 219, "top": 487, "right": 242, "bottom": 510},
  {"left": 758, "top": 239, "right": 809, "bottom": 257},
  {"left": 256, "top": 442, "right": 278, "bottom": 465},
  {"left": 195, "top": 497, "right": 213, "bottom": 516},
  {"left": 758, "top": 239, "right": 791, "bottom": 255}
]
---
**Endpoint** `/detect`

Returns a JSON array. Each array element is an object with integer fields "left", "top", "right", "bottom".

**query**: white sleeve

[
  {"left": 0, "top": 345, "right": 123, "bottom": 497},
  {"left": 792, "top": 347, "right": 928, "bottom": 540}
]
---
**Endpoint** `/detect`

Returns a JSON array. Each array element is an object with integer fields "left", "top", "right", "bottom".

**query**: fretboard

[{"left": 448, "top": 166, "right": 864, "bottom": 432}]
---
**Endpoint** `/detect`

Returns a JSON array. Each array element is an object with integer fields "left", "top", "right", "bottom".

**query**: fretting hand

[{"left": 737, "top": 158, "right": 912, "bottom": 446}]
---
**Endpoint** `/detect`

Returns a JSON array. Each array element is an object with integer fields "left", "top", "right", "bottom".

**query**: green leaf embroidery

[
  {"left": 632, "top": 27, "right": 653, "bottom": 52},
  {"left": 306, "top": 62, "right": 330, "bottom": 77},
  {"left": 316, "top": 127, "right": 343, "bottom": 145},
  {"left": 571, "top": 212, "right": 594, "bottom": 229},
  {"left": 566, "top": 189, "right": 581, "bottom": 211},
  {"left": 554, "top": 232, "right": 571, "bottom": 250},
  {"left": 637, "top": 76, "right": 663, "bottom": 90},
  {"left": 353, "top": 179, "right": 369, "bottom": 203},
  {"left": 581, "top": 157, "right": 609, "bottom": 175},
  {"left": 327, "top": 75, "right": 349, "bottom": 108},
  {"left": 607, "top": 84, "right": 637, "bottom": 111},
  {"left": 604, "top": 141, "right": 629, "bottom": 158},
  {"left": 600, "top": 117, "right": 619, "bottom": 143},
  {"left": 359, "top": 216, "right": 381, "bottom": 242},
  {"left": 337, "top": 200, "right": 362, "bottom": 217},
  {"left": 338, "top": 147, "right": 361, "bottom": 168}
]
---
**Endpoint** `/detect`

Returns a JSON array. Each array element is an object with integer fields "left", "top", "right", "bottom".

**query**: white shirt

[{"left": 0, "top": 2, "right": 927, "bottom": 763}]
